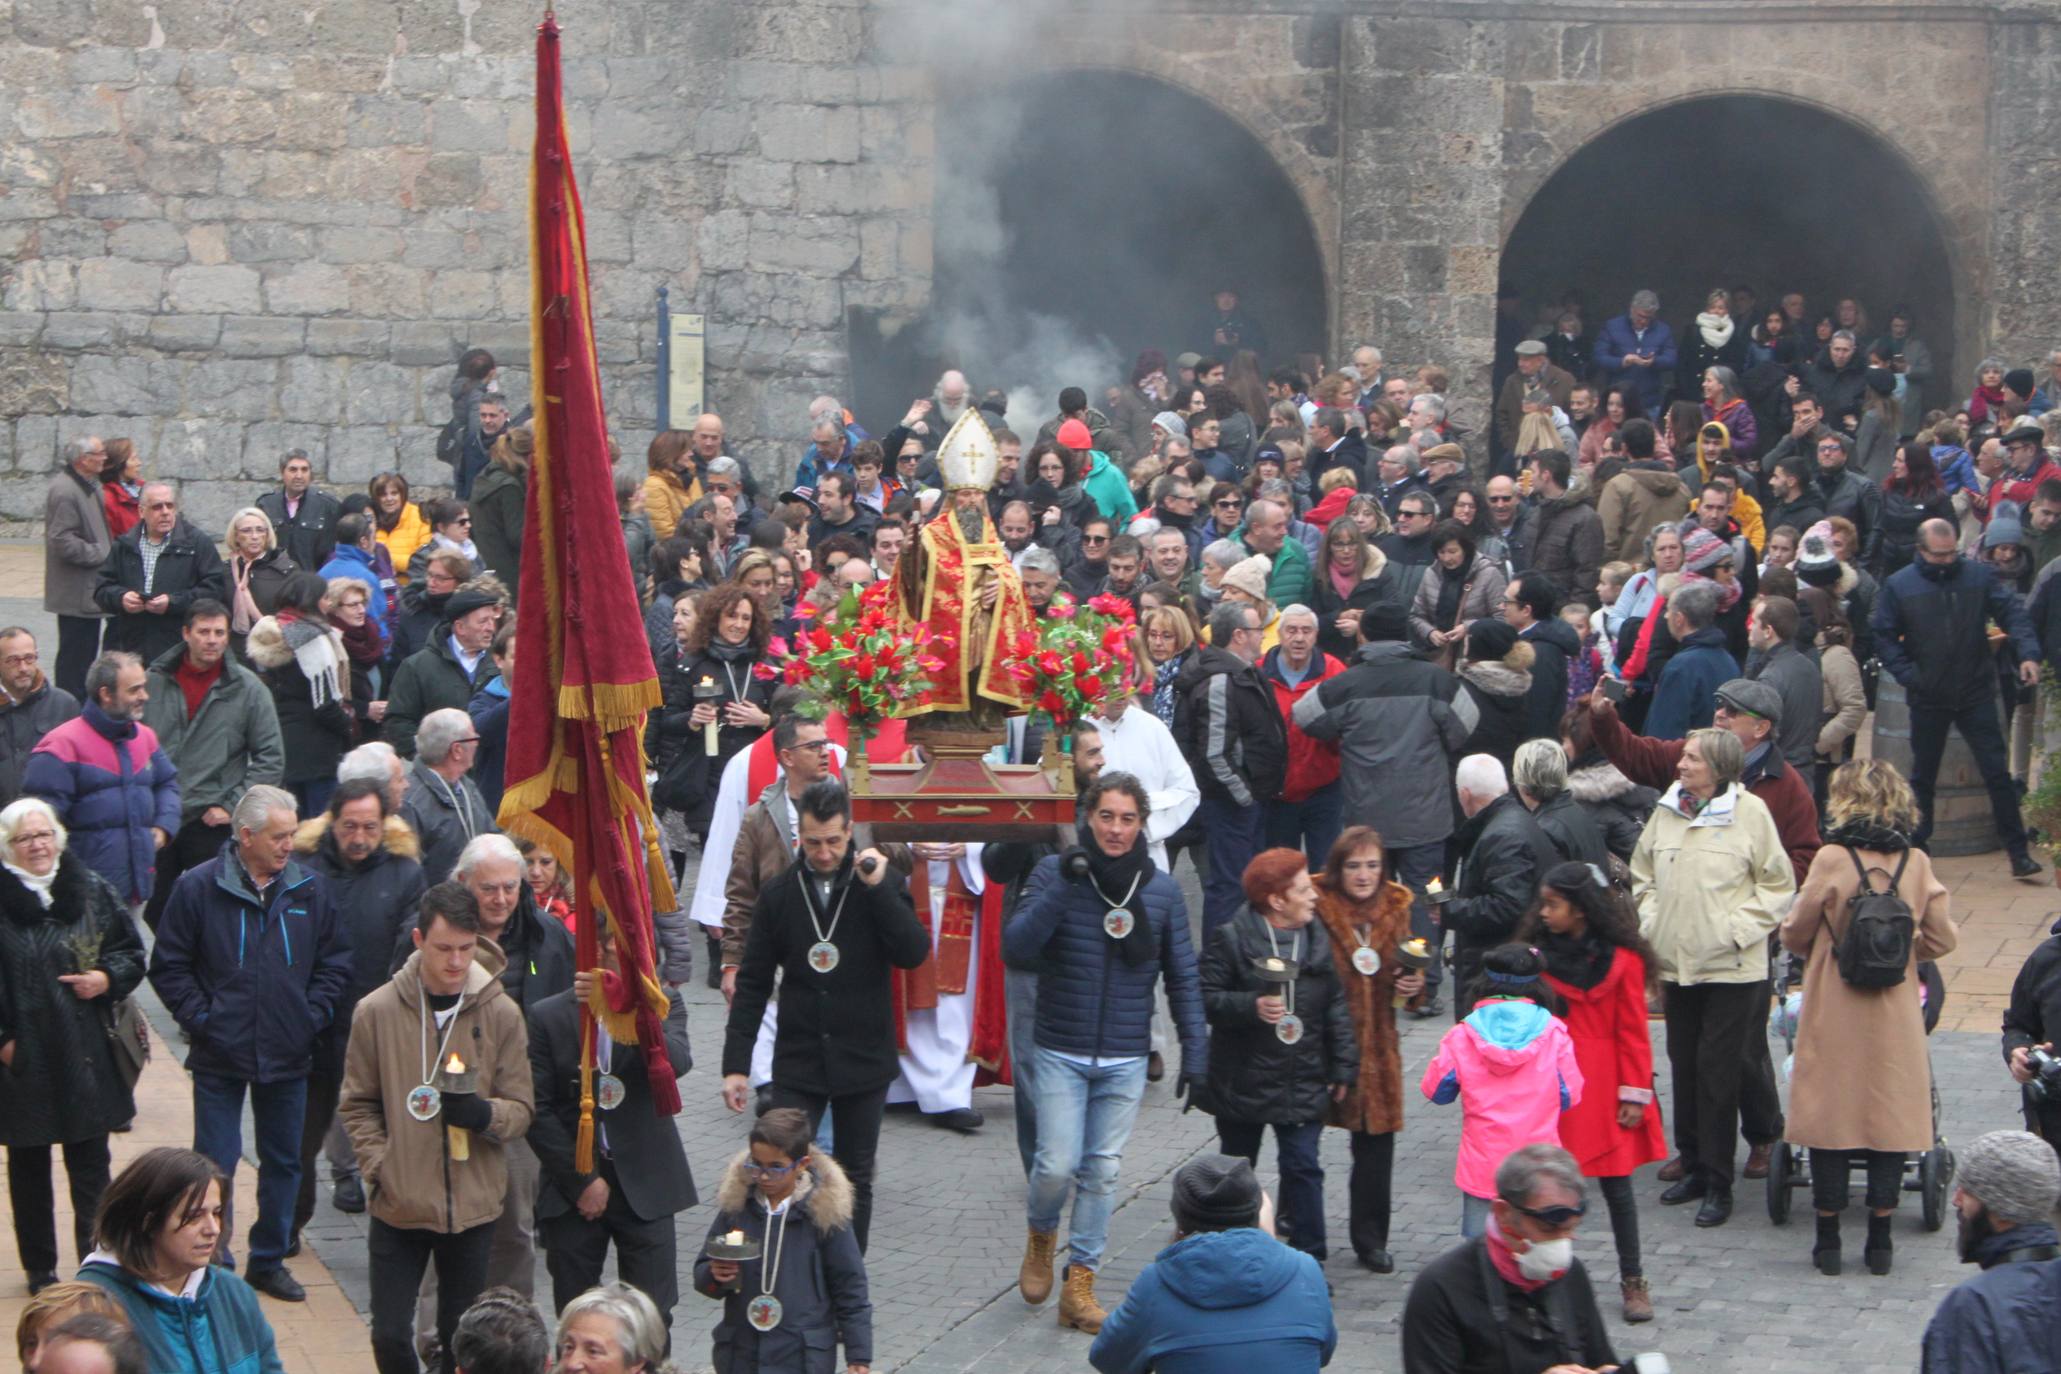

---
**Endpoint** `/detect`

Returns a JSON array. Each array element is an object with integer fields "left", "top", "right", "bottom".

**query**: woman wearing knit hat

[{"left": 1919, "top": 1129, "right": 2061, "bottom": 1368}]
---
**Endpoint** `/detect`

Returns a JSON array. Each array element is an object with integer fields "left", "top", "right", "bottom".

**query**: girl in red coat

[{"left": 1521, "top": 861, "right": 1667, "bottom": 1325}]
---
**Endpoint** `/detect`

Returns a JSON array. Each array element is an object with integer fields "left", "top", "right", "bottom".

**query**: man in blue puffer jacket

[
  {"left": 1004, "top": 770, "right": 1209, "bottom": 1337},
  {"left": 1091, "top": 1154, "right": 1335, "bottom": 1374}
]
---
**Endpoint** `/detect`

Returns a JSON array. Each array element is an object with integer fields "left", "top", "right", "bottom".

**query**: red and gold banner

[{"left": 502, "top": 9, "right": 677, "bottom": 1170}]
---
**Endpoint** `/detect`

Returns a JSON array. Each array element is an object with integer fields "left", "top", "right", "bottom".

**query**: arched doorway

[
  {"left": 853, "top": 70, "right": 1328, "bottom": 431},
  {"left": 1499, "top": 95, "right": 1956, "bottom": 404}
]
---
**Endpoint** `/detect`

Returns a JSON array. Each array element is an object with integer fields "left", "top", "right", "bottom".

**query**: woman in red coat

[{"left": 1521, "top": 860, "right": 1667, "bottom": 1324}]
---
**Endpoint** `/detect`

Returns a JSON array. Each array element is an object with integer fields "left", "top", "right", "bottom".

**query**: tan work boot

[
  {"left": 1018, "top": 1229, "right": 1058, "bottom": 1305},
  {"left": 1620, "top": 1276, "right": 1654, "bottom": 1323},
  {"left": 1057, "top": 1264, "right": 1107, "bottom": 1333}
]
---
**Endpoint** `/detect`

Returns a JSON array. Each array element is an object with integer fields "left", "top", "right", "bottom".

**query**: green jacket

[
  {"left": 1079, "top": 450, "right": 1139, "bottom": 527},
  {"left": 141, "top": 648, "right": 285, "bottom": 825},
  {"left": 470, "top": 459, "right": 526, "bottom": 601},
  {"left": 384, "top": 630, "right": 499, "bottom": 759},
  {"left": 1247, "top": 532, "right": 1312, "bottom": 608}
]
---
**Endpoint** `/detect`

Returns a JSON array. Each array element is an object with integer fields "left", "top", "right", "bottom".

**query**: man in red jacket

[
  {"left": 1259, "top": 606, "right": 1348, "bottom": 866},
  {"left": 1990, "top": 423, "right": 2061, "bottom": 518},
  {"left": 1582, "top": 674, "right": 1817, "bottom": 1185}
]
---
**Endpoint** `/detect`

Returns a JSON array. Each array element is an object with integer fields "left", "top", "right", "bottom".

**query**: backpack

[
  {"left": 435, "top": 416, "right": 465, "bottom": 470},
  {"left": 1835, "top": 847, "right": 1913, "bottom": 988}
]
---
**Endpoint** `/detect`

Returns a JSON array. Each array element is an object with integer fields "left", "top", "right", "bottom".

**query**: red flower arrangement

[
  {"left": 1001, "top": 593, "right": 1139, "bottom": 727},
  {"left": 771, "top": 581, "right": 948, "bottom": 731}
]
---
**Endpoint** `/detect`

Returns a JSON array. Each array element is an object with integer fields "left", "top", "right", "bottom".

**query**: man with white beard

[{"left": 905, "top": 370, "right": 973, "bottom": 452}]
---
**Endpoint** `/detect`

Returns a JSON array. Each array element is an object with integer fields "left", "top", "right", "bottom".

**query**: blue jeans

[
  {"left": 1218, "top": 1119, "right": 1328, "bottom": 1259},
  {"left": 1389, "top": 841, "right": 1446, "bottom": 996},
  {"left": 1461, "top": 1191, "right": 1492, "bottom": 1239},
  {"left": 192, "top": 1073, "right": 307, "bottom": 1273},
  {"left": 1025, "top": 1048, "right": 1148, "bottom": 1271},
  {"left": 1200, "top": 794, "right": 1265, "bottom": 935},
  {"left": 1264, "top": 782, "right": 1344, "bottom": 870},
  {"left": 1006, "top": 967, "right": 1041, "bottom": 1178}
]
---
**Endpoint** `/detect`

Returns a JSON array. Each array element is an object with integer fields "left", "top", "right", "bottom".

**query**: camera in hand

[
  {"left": 1600, "top": 677, "right": 1628, "bottom": 703},
  {"left": 2027, "top": 1046, "right": 2061, "bottom": 1102}
]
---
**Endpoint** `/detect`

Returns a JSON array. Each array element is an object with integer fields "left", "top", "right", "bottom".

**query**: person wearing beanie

[
  {"left": 1920, "top": 1129, "right": 2061, "bottom": 1371},
  {"left": 1088, "top": 1155, "right": 1334, "bottom": 1374},
  {"left": 2005, "top": 367, "right": 2040, "bottom": 411}
]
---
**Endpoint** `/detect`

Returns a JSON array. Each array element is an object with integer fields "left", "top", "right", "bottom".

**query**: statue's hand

[{"left": 979, "top": 577, "right": 999, "bottom": 610}]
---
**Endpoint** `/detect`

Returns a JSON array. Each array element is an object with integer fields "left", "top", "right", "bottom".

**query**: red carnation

[
  {"left": 1038, "top": 689, "right": 1067, "bottom": 716},
  {"left": 1037, "top": 651, "right": 1064, "bottom": 677}
]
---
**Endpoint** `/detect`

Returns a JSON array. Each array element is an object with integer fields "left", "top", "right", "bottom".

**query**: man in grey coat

[
  {"left": 399, "top": 707, "right": 498, "bottom": 886},
  {"left": 1744, "top": 596, "right": 1823, "bottom": 774},
  {"left": 43, "top": 436, "right": 113, "bottom": 699},
  {"left": 140, "top": 599, "right": 286, "bottom": 930}
]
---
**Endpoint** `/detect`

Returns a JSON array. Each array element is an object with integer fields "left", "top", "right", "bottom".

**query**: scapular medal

[
  {"left": 746, "top": 1295, "right": 782, "bottom": 1332},
  {"left": 406, "top": 1083, "right": 442, "bottom": 1122},
  {"left": 596, "top": 1074, "right": 626, "bottom": 1112},
  {"left": 1103, "top": 908, "right": 1134, "bottom": 939},
  {"left": 804, "top": 873, "right": 849, "bottom": 975},
  {"left": 1275, "top": 1013, "right": 1305, "bottom": 1045},
  {"left": 1351, "top": 944, "right": 1381, "bottom": 976},
  {"left": 806, "top": 941, "right": 840, "bottom": 974}
]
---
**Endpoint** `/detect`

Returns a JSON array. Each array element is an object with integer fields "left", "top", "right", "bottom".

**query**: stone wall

[{"left": 0, "top": 0, "right": 2055, "bottom": 534}]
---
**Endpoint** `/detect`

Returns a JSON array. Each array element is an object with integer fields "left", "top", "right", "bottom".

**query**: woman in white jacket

[{"left": 1629, "top": 727, "right": 1796, "bottom": 1229}]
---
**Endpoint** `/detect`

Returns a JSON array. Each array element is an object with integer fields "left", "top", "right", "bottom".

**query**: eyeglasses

[
  {"left": 0, "top": 653, "right": 36, "bottom": 668},
  {"left": 742, "top": 1159, "right": 801, "bottom": 1177},
  {"left": 454, "top": 736, "right": 481, "bottom": 746},
  {"left": 1398, "top": 509, "right": 1431, "bottom": 521},
  {"left": 9, "top": 830, "right": 56, "bottom": 848},
  {"left": 450, "top": 517, "right": 473, "bottom": 527},
  {"left": 1502, "top": 1198, "right": 1587, "bottom": 1228},
  {"left": 1082, "top": 534, "right": 1109, "bottom": 545},
  {"left": 1214, "top": 499, "right": 1242, "bottom": 510},
  {"left": 1487, "top": 495, "right": 1516, "bottom": 504}
]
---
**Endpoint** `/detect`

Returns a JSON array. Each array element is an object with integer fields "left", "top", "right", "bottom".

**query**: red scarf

[{"left": 1484, "top": 1215, "right": 1560, "bottom": 1293}]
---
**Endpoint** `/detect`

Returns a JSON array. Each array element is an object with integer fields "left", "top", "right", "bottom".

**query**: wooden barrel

[{"left": 1870, "top": 677, "right": 1999, "bottom": 855}]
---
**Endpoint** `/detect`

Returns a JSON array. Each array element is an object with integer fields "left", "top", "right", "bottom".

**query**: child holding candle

[{"left": 694, "top": 1108, "right": 873, "bottom": 1373}]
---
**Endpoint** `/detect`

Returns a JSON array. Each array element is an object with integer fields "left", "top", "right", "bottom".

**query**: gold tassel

[{"left": 574, "top": 1009, "right": 597, "bottom": 1174}]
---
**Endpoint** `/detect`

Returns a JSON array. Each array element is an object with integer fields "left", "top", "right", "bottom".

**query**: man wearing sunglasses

[{"left": 1401, "top": 1143, "right": 1620, "bottom": 1374}]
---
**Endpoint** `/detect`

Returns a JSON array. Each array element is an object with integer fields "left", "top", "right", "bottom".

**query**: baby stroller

[{"left": 1764, "top": 958, "right": 1955, "bottom": 1230}]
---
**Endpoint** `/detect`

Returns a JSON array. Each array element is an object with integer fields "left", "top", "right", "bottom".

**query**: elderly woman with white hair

[
  {"left": 555, "top": 1282, "right": 679, "bottom": 1374},
  {"left": 1511, "top": 737, "right": 1610, "bottom": 870},
  {"left": 0, "top": 797, "right": 145, "bottom": 1293}
]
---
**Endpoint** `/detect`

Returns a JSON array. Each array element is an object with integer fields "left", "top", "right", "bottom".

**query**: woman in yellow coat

[
  {"left": 643, "top": 430, "right": 705, "bottom": 540},
  {"left": 370, "top": 471, "right": 432, "bottom": 584}
]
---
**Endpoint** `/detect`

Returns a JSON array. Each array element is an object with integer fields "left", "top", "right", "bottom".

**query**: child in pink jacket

[{"left": 1422, "top": 943, "right": 1584, "bottom": 1237}]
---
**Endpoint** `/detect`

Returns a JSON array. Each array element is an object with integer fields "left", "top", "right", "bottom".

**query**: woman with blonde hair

[
  {"left": 1779, "top": 759, "right": 1955, "bottom": 1277},
  {"left": 16, "top": 1280, "right": 127, "bottom": 1371},
  {"left": 221, "top": 507, "right": 297, "bottom": 661},
  {"left": 1141, "top": 604, "right": 1197, "bottom": 729}
]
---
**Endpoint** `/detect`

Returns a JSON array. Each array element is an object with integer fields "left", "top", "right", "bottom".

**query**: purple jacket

[{"left": 1594, "top": 315, "right": 1679, "bottom": 414}]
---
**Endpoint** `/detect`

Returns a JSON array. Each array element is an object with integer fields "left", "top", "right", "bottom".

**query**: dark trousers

[
  {"left": 1739, "top": 992, "right": 1785, "bottom": 1147},
  {"left": 53, "top": 616, "right": 101, "bottom": 701},
  {"left": 1389, "top": 842, "right": 1446, "bottom": 996},
  {"left": 539, "top": 1160, "right": 679, "bottom": 1339},
  {"left": 144, "top": 817, "right": 232, "bottom": 932},
  {"left": 368, "top": 1217, "right": 494, "bottom": 1374},
  {"left": 6, "top": 1136, "right": 110, "bottom": 1275},
  {"left": 1597, "top": 1174, "right": 1642, "bottom": 1279},
  {"left": 293, "top": 1068, "right": 343, "bottom": 1237},
  {"left": 1809, "top": 1149, "right": 1906, "bottom": 1213},
  {"left": 1909, "top": 696, "right": 2028, "bottom": 857},
  {"left": 1218, "top": 1119, "right": 1327, "bottom": 1259},
  {"left": 192, "top": 1072, "right": 305, "bottom": 1273},
  {"left": 1264, "top": 781, "right": 1344, "bottom": 872},
  {"left": 1661, "top": 979, "right": 1768, "bottom": 1187},
  {"left": 1346, "top": 1129, "right": 1396, "bottom": 1260},
  {"left": 1199, "top": 795, "right": 1265, "bottom": 935},
  {"left": 771, "top": 1083, "right": 887, "bottom": 1253}
]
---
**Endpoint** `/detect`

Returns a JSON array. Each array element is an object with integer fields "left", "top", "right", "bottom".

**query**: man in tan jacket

[{"left": 340, "top": 880, "right": 534, "bottom": 1374}]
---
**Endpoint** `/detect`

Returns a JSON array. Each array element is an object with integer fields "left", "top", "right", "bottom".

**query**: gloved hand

[
  {"left": 441, "top": 1091, "right": 494, "bottom": 1132},
  {"left": 1060, "top": 847, "right": 1092, "bottom": 883},
  {"left": 1176, "top": 1072, "right": 1214, "bottom": 1116}
]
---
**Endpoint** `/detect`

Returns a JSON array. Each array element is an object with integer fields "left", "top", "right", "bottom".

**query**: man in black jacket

[
  {"left": 720, "top": 779, "right": 929, "bottom": 1252},
  {"left": 93, "top": 484, "right": 230, "bottom": 666},
  {"left": 1813, "top": 433, "right": 1881, "bottom": 552},
  {"left": 1445, "top": 755, "right": 1561, "bottom": 1020},
  {"left": 0, "top": 628, "right": 77, "bottom": 808},
  {"left": 256, "top": 449, "right": 341, "bottom": 572},
  {"left": 1401, "top": 1144, "right": 1619, "bottom": 1374},
  {"left": 1502, "top": 572, "right": 1579, "bottom": 741},
  {"left": 530, "top": 923, "right": 696, "bottom": 1331},
  {"left": 1172, "top": 601, "right": 1288, "bottom": 935},
  {"left": 294, "top": 778, "right": 426, "bottom": 1239}
]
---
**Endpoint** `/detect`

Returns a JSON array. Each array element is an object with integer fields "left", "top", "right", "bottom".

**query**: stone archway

[{"left": 1499, "top": 93, "right": 1960, "bottom": 394}]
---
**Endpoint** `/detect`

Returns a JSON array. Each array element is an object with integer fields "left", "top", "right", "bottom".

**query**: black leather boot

[{"left": 1813, "top": 1213, "right": 1841, "bottom": 1275}]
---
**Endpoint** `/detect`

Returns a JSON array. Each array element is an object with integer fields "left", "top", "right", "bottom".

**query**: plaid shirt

[{"left": 138, "top": 531, "right": 167, "bottom": 593}]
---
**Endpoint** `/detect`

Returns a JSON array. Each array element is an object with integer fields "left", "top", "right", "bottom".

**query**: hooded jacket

[
  {"left": 1079, "top": 449, "right": 1140, "bottom": 525},
  {"left": 148, "top": 843, "right": 353, "bottom": 1084},
  {"left": 1631, "top": 783, "right": 1796, "bottom": 985},
  {"left": 1294, "top": 641, "right": 1477, "bottom": 850},
  {"left": 470, "top": 446, "right": 528, "bottom": 598},
  {"left": 1172, "top": 645, "right": 1288, "bottom": 807},
  {"left": 1423, "top": 999, "right": 1583, "bottom": 1197},
  {"left": 23, "top": 702, "right": 182, "bottom": 904},
  {"left": 78, "top": 1258, "right": 284, "bottom": 1374},
  {"left": 295, "top": 812, "right": 426, "bottom": 1081},
  {"left": 1200, "top": 908, "right": 1357, "bottom": 1124},
  {"left": 1875, "top": 553, "right": 2039, "bottom": 712},
  {"left": 693, "top": 1152, "right": 872, "bottom": 1374},
  {"left": 1457, "top": 656, "right": 1532, "bottom": 769},
  {"left": 338, "top": 943, "right": 535, "bottom": 1233},
  {"left": 1519, "top": 615, "right": 1583, "bottom": 740},
  {"left": 0, "top": 674, "right": 78, "bottom": 808},
  {"left": 1527, "top": 492, "right": 1604, "bottom": 599},
  {"left": 1597, "top": 462, "right": 1692, "bottom": 565},
  {"left": 1564, "top": 754, "right": 1656, "bottom": 861},
  {"left": 142, "top": 644, "right": 286, "bottom": 824},
  {"left": 1089, "top": 1227, "right": 1335, "bottom": 1374},
  {"left": 1259, "top": 646, "right": 1345, "bottom": 802}
]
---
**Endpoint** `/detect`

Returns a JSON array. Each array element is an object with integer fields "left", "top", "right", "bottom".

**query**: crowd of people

[{"left": 2, "top": 286, "right": 2060, "bottom": 1374}]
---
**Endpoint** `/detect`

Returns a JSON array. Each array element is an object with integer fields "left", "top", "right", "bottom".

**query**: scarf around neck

[
  {"left": 3, "top": 860, "right": 57, "bottom": 908},
  {"left": 1696, "top": 312, "right": 1735, "bottom": 349},
  {"left": 1079, "top": 824, "right": 1158, "bottom": 966},
  {"left": 1539, "top": 928, "right": 1614, "bottom": 991}
]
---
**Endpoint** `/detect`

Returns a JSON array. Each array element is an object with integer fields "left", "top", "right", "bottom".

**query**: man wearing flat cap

[
  {"left": 1495, "top": 338, "right": 1574, "bottom": 461},
  {"left": 1088, "top": 1155, "right": 1334, "bottom": 1374},
  {"left": 1920, "top": 1129, "right": 2061, "bottom": 1371},
  {"left": 385, "top": 580, "right": 505, "bottom": 760}
]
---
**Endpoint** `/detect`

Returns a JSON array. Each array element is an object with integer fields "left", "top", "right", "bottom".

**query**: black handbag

[{"left": 104, "top": 996, "right": 149, "bottom": 1090}]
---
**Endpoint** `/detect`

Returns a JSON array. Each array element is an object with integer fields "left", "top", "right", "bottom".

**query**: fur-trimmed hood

[
  {"left": 1460, "top": 656, "right": 1533, "bottom": 698},
  {"left": 714, "top": 1148, "right": 855, "bottom": 1234},
  {"left": 293, "top": 811, "right": 421, "bottom": 861},
  {"left": 1566, "top": 756, "right": 1639, "bottom": 803}
]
